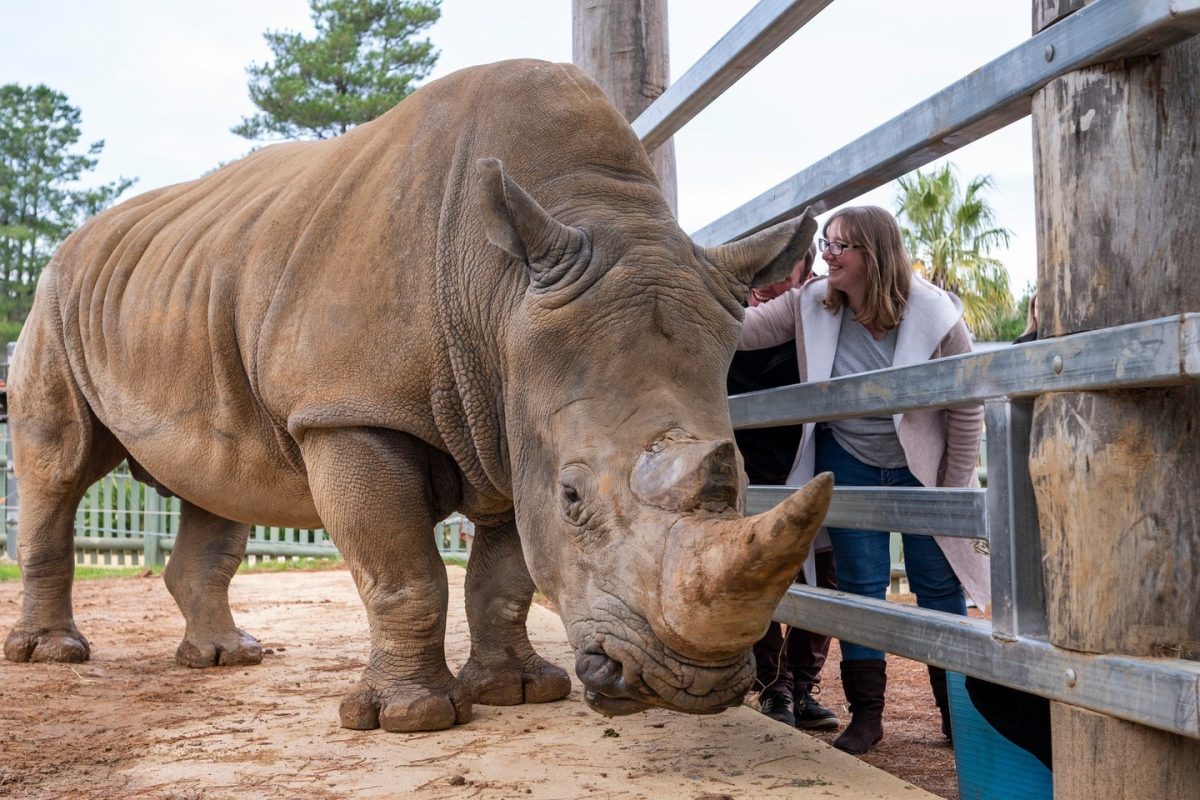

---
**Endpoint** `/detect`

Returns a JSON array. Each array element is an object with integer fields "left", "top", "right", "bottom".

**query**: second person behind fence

[
  {"left": 738, "top": 205, "right": 988, "bottom": 756},
  {"left": 729, "top": 243, "right": 840, "bottom": 733}
]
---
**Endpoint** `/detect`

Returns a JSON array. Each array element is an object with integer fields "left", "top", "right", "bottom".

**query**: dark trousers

[{"left": 754, "top": 548, "right": 837, "bottom": 697}]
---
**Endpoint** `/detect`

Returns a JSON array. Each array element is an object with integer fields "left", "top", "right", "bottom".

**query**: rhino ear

[
  {"left": 705, "top": 207, "right": 818, "bottom": 290},
  {"left": 476, "top": 158, "right": 587, "bottom": 278}
]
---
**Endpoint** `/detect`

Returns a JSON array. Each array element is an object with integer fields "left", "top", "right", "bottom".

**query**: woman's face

[{"left": 822, "top": 218, "right": 869, "bottom": 303}]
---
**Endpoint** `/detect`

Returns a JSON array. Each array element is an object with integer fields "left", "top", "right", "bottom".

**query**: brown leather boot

[
  {"left": 833, "top": 659, "right": 886, "bottom": 755},
  {"left": 928, "top": 665, "right": 952, "bottom": 742}
]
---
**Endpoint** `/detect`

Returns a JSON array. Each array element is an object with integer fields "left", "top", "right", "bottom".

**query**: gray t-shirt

[{"left": 827, "top": 312, "right": 908, "bottom": 469}]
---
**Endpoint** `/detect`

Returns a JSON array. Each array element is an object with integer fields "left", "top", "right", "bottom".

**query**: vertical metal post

[
  {"left": 116, "top": 469, "right": 128, "bottom": 566},
  {"left": 143, "top": 488, "right": 162, "bottom": 567},
  {"left": 985, "top": 398, "right": 1046, "bottom": 639}
]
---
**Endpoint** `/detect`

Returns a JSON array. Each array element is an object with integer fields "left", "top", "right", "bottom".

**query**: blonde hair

[{"left": 821, "top": 206, "right": 911, "bottom": 331}]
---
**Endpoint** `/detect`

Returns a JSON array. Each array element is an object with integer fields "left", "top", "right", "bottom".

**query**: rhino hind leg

[
  {"left": 301, "top": 426, "right": 471, "bottom": 733},
  {"left": 164, "top": 501, "right": 262, "bottom": 668},
  {"left": 4, "top": 314, "right": 126, "bottom": 663},
  {"left": 458, "top": 519, "right": 571, "bottom": 705}
]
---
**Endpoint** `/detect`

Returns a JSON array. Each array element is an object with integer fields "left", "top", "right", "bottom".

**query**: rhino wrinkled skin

[{"left": 3, "top": 60, "right": 831, "bottom": 732}]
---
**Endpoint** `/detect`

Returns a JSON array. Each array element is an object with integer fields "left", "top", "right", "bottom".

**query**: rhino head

[{"left": 476, "top": 157, "right": 830, "bottom": 717}]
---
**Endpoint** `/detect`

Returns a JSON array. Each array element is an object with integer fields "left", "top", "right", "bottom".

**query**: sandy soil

[
  {"left": 788, "top": 636, "right": 960, "bottom": 799},
  {"left": 0, "top": 567, "right": 948, "bottom": 799}
]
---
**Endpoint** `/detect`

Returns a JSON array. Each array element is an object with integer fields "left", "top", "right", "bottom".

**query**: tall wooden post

[
  {"left": 1029, "top": 2, "right": 1200, "bottom": 795},
  {"left": 572, "top": 0, "right": 678, "bottom": 216}
]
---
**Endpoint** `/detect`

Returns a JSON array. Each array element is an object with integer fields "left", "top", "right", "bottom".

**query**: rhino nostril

[
  {"left": 575, "top": 650, "right": 631, "bottom": 697},
  {"left": 575, "top": 651, "right": 607, "bottom": 677}
]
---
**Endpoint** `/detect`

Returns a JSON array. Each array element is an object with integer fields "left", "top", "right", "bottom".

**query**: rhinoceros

[{"left": 3, "top": 59, "right": 830, "bottom": 732}]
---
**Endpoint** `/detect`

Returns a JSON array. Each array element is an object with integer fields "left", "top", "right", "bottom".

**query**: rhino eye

[
  {"left": 560, "top": 482, "right": 585, "bottom": 524},
  {"left": 559, "top": 465, "right": 591, "bottom": 525}
]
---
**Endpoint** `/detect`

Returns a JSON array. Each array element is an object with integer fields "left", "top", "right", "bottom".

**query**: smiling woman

[
  {"left": 737, "top": 204, "right": 987, "bottom": 756},
  {"left": 819, "top": 208, "right": 912, "bottom": 341}
]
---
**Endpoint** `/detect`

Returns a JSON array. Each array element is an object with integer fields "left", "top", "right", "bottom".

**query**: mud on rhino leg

[
  {"left": 302, "top": 426, "right": 470, "bottom": 733},
  {"left": 458, "top": 519, "right": 571, "bottom": 705},
  {"left": 164, "top": 501, "right": 262, "bottom": 668}
]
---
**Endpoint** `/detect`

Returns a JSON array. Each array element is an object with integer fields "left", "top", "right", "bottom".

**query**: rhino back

[{"left": 39, "top": 59, "right": 661, "bottom": 522}]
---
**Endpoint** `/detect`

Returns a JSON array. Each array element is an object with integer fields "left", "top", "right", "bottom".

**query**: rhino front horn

[{"left": 656, "top": 472, "right": 834, "bottom": 660}]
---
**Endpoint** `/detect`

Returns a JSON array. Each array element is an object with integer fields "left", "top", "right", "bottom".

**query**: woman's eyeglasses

[{"left": 818, "top": 238, "right": 862, "bottom": 256}]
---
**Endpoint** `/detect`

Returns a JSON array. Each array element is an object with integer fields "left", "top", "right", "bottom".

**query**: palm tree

[{"left": 894, "top": 164, "right": 1015, "bottom": 340}]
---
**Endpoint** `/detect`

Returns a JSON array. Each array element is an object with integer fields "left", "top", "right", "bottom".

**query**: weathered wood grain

[
  {"left": 1051, "top": 703, "right": 1200, "bottom": 795},
  {"left": 1034, "top": 0, "right": 1089, "bottom": 34},
  {"left": 1031, "top": 1, "right": 1200, "bottom": 792},
  {"left": 1030, "top": 389, "right": 1200, "bottom": 655},
  {"left": 1033, "top": 40, "right": 1200, "bottom": 335},
  {"left": 572, "top": 0, "right": 678, "bottom": 215}
]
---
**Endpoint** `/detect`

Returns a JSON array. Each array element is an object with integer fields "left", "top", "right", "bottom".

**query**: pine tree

[
  {"left": 0, "top": 84, "right": 134, "bottom": 325},
  {"left": 233, "top": 0, "right": 441, "bottom": 142}
]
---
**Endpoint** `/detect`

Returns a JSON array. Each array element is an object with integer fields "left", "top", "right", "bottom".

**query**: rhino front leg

[
  {"left": 458, "top": 519, "right": 571, "bottom": 705},
  {"left": 302, "top": 426, "right": 470, "bottom": 733},
  {"left": 164, "top": 501, "right": 262, "bottom": 668}
]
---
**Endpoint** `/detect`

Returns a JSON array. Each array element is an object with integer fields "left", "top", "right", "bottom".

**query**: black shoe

[
  {"left": 794, "top": 691, "right": 840, "bottom": 731},
  {"left": 758, "top": 691, "right": 796, "bottom": 727}
]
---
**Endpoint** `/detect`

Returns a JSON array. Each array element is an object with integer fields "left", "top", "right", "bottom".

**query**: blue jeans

[{"left": 814, "top": 426, "right": 967, "bottom": 662}]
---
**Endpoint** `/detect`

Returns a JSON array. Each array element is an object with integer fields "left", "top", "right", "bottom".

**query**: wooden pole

[
  {"left": 572, "top": 0, "right": 678, "bottom": 216},
  {"left": 1029, "top": 2, "right": 1200, "bottom": 794}
]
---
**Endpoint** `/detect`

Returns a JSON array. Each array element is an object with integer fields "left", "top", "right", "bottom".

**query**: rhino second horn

[
  {"left": 656, "top": 472, "right": 834, "bottom": 660},
  {"left": 631, "top": 437, "right": 740, "bottom": 512}
]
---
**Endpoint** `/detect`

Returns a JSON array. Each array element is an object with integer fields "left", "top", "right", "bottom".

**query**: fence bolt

[
  {"left": 1052, "top": 355, "right": 1063, "bottom": 374},
  {"left": 1065, "top": 667, "right": 1078, "bottom": 688},
  {"left": 1044, "top": 45, "right": 1055, "bottom": 62}
]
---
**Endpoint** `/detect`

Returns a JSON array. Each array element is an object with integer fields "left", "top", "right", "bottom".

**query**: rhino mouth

[
  {"left": 573, "top": 641, "right": 751, "bottom": 717},
  {"left": 583, "top": 687, "right": 652, "bottom": 717}
]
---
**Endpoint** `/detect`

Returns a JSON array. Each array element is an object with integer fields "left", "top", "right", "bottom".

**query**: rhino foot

[
  {"left": 175, "top": 629, "right": 263, "bottom": 668},
  {"left": 339, "top": 680, "right": 472, "bottom": 732},
  {"left": 4, "top": 626, "right": 91, "bottom": 663},
  {"left": 459, "top": 655, "right": 572, "bottom": 706}
]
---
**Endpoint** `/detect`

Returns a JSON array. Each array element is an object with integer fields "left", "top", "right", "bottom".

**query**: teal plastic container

[{"left": 946, "top": 671, "right": 1052, "bottom": 800}]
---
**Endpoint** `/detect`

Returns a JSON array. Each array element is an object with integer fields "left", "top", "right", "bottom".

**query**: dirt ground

[
  {"left": 797, "top": 633, "right": 959, "bottom": 799},
  {"left": 0, "top": 566, "right": 956, "bottom": 799}
]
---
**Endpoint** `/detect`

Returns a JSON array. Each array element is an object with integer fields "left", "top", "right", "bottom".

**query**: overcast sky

[{"left": 1, "top": 0, "right": 1036, "bottom": 292}]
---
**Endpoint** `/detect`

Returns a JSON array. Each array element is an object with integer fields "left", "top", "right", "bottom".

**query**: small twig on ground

[{"left": 69, "top": 666, "right": 98, "bottom": 683}]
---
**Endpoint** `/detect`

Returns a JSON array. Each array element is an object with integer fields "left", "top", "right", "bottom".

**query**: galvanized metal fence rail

[
  {"left": 740, "top": 317, "right": 1200, "bottom": 739},
  {"left": 634, "top": 0, "right": 1200, "bottom": 741}
]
